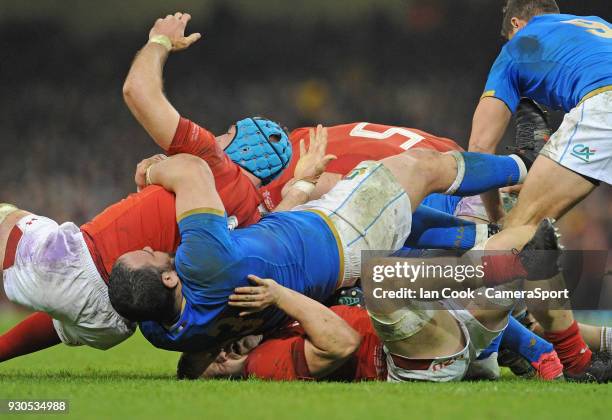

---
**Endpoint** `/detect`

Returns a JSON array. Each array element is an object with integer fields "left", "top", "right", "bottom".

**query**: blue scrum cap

[{"left": 224, "top": 117, "right": 292, "bottom": 185}]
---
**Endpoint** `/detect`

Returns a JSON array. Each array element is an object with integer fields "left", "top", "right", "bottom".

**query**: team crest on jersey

[{"left": 571, "top": 144, "right": 597, "bottom": 163}]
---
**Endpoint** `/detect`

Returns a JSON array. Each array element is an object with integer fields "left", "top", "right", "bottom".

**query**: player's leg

[
  {"left": 379, "top": 149, "right": 527, "bottom": 211},
  {"left": 488, "top": 92, "right": 612, "bottom": 380},
  {"left": 0, "top": 313, "right": 61, "bottom": 362},
  {"left": 577, "top": 324, "right": 612, "bottom": 354},
  {"left": 500, "top": 316, "right": 563, "bottom": 380},
  {"left": 406, "top": 204, "right": 491, "bottom": 250},
  {"left": 0, "top": 204, "right": 63, "bottom": 362},
  {"left": 0, "top": 203, "right": 31, "bottom": 270},
  {"left": 371, "top": 305, "right": 472, "bottom": 382},
  {"left": 2, "top": 207, "right": 135, "bottom": 354}
]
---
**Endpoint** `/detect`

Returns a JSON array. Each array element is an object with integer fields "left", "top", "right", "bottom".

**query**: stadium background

[
  {"left": 0, "top": 0, "right": 610, "bottom": 307},
  {"left": 1, "top": 2, "right": 612, "bottom": 418}
]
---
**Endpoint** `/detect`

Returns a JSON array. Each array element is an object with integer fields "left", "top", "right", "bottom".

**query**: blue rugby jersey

[
  {"left": 139, "top": 210, "right": 341, "bottom": 352},
  {"left": 483, "top": 14, "right": 612, "bottom": 112}
]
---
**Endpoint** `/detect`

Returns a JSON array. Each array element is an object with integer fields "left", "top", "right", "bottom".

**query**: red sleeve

[
  {"left": 244, "top": 335, "right": 314, "bottom": 381},
  {"left": 168, "top": 117, "right": 230, "bottom": 169},
  {"left": 167, "top": 117, "right": 263, "bottom": 227}
]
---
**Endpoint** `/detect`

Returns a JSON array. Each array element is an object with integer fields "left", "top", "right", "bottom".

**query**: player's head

[
  {"left": 501, "top": 0, "right": 559, "bottom": 39},
  {"left": 219, "top": 117, "right": 292, "bottom": 186},
  {"left": 200, "top": 335, "right": 263, "bottom": 379},
  {"left": 108, "top": 247, "right": 182, "bottom": 324}
]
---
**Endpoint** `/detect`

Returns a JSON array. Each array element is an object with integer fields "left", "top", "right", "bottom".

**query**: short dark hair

[
  {"left": 501, "top": 0, "right": 560, "bottom": 38},
  {"left": 108, "top": 261, "right": 177, "bottom": 323}
]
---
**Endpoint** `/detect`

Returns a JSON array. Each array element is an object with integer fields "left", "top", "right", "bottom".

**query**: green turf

[{"left": 1, "top": 315, "right": 612, "bottom": 420}]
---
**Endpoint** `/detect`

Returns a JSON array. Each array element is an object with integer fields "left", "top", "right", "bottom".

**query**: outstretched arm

[
  {"left": 468, "top": 97, "right": 512, "bottom": 223},
  {"left": 123, "top": 12, "right": 201, "bottom": 150},
  {"left": 229, "top": 275, "right": 361, "bottom": 378}
]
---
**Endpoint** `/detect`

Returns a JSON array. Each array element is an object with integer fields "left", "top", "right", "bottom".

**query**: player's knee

[
  {"left": 368, "top": 308, "right": 432, "bottom": 343},
  {"left": 402, "top": 149, "right": 448, "bottom": 183}
]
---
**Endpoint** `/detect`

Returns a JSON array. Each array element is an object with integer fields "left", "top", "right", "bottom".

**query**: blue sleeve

[
  {"left": 482, "top": 47, "right": 521, "bottom": 112},
  {"left": 175, "top": 212, "right": 235, "bottom": 290}
]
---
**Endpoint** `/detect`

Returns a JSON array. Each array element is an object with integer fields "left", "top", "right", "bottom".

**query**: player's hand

[
  {"left": 228, "top": 275, "right": 286, "bottom": 316},
  {"left": 149, "top": 12, "right": 201, "bottom": 52},
  {"left": 135, "top": 154, "right": 167, "bottom": 192},
  {"left": 293, "top": 124, "right": 336, "bottom": 182}
]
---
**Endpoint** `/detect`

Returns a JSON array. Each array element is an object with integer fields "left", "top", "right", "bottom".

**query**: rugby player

[
  {"left": 194, "top": 276, "right": 546, "bottom": 382},
  {"left": 107, "top": 143, "right": 549, "bottom": 378},
  {"left": 124, "top": 12, "right": 513, "bottom": 251},
  {"left": 0, "top": 120, "right": 328, "bottom": 361},
  {"left": 466, "top": 0, "right": 612, "bottom": 381}
]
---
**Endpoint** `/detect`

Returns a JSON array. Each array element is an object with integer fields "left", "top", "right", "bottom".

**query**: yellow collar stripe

[{"left": 177, "top": 207, "right": 225, "bottom": 222}]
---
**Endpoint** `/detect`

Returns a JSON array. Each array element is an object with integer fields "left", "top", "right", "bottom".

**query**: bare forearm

[
  {"left": 468, "top": 98, "right": 512, "bottom": 222},
  {"left": 276, "top": 288, "right": 359, "bottom": 355},
  {"left": 274, "top": 186, "right": 309, "bottom": 212},
  {"left": 468, "top": 98, "right": 511, "bottom": 154},
  {"left": 147, "top": 154, "right": 200, "bottom": 192},
  {"left": 123, "top": 42, "right": 179, "bottom": 149}
]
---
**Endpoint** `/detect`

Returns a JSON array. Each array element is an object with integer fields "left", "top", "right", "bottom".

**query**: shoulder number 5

[{"left": 349, "top": 122, "right": 425, "bottom": 150}]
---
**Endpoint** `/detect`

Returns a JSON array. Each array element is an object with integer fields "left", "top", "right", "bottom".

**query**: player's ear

[
  {"left": 161, "top": 270, "right": 180, "bottom": 289},
  {"left": 510, "top": 17, "right": 527, "bottom": 30}
]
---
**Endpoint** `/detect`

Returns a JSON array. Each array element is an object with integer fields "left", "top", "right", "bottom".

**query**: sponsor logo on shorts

[{"left": 570, "top": 144, "right": 597, "bottom": 163}]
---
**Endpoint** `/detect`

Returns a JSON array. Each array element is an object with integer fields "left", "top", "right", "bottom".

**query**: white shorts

[
  {"left": 454, "top": 195, "right": 489, "bottom": 223},
  {"left": 384, "top": 306, "right": 504, "bottom": 382},
  {"left": 2, "top": 215, "right": 135, "bottom": 350},
  {"left": 293, "top": 161, "right": 412, "bottom": 286},
  {"left": 540, "top": 90, "right": 612, "bottom": 185}
]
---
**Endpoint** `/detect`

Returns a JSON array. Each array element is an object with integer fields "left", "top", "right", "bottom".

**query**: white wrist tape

[
  {"left": 292, "top": 180, "right": 316, "bottom": 195},
  {"left": 149, "top": 35, "right": 172, "bottom": 51}
]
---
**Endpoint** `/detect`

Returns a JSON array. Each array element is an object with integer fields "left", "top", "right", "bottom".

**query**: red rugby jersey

[
  {"left": 243, "top": 306, "right": 386, "bottom": 381},
  {"left": 259, "top": 122, "right": 463, "bottom": 211},
  {"left": 81, "top": 117, "right": 263, "bottom": 280},
  {"left": 168, "top": 118, "right": 262, "bottom": 227}
]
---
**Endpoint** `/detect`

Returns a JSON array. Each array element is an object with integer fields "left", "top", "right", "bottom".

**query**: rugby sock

[
  {"left": 406, "top": 205, "right": 480, "bottom": 250},
  {"left": 478, "top": 331, "right": 502, "bottom": 360},
  {"left": 544, "top": 321, "right": 592, "bottom": 375},
  {"left": 0, "top": 312, "right": 61, "bottom": 362},
  {"left": 445, "top": 152, "right": 527, "bottom": 196},
  {"left": 501, "top": 317, "right": 553, "bottom": 364},
  {"left": 481, "top": 254, "right": 528, "bottom": 286}
]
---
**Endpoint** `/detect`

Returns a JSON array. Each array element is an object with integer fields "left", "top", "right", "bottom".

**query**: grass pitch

[{"left": 1, "top": 315, "right": 612, "bottom": 420}]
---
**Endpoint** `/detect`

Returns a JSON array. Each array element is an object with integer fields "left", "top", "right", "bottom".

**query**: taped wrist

[
  {"left": 149, "top": 35, "right": 172, "bottom": 51},
  {"left": 291, "top": 180, "right": 316, "bottom": 195}
]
